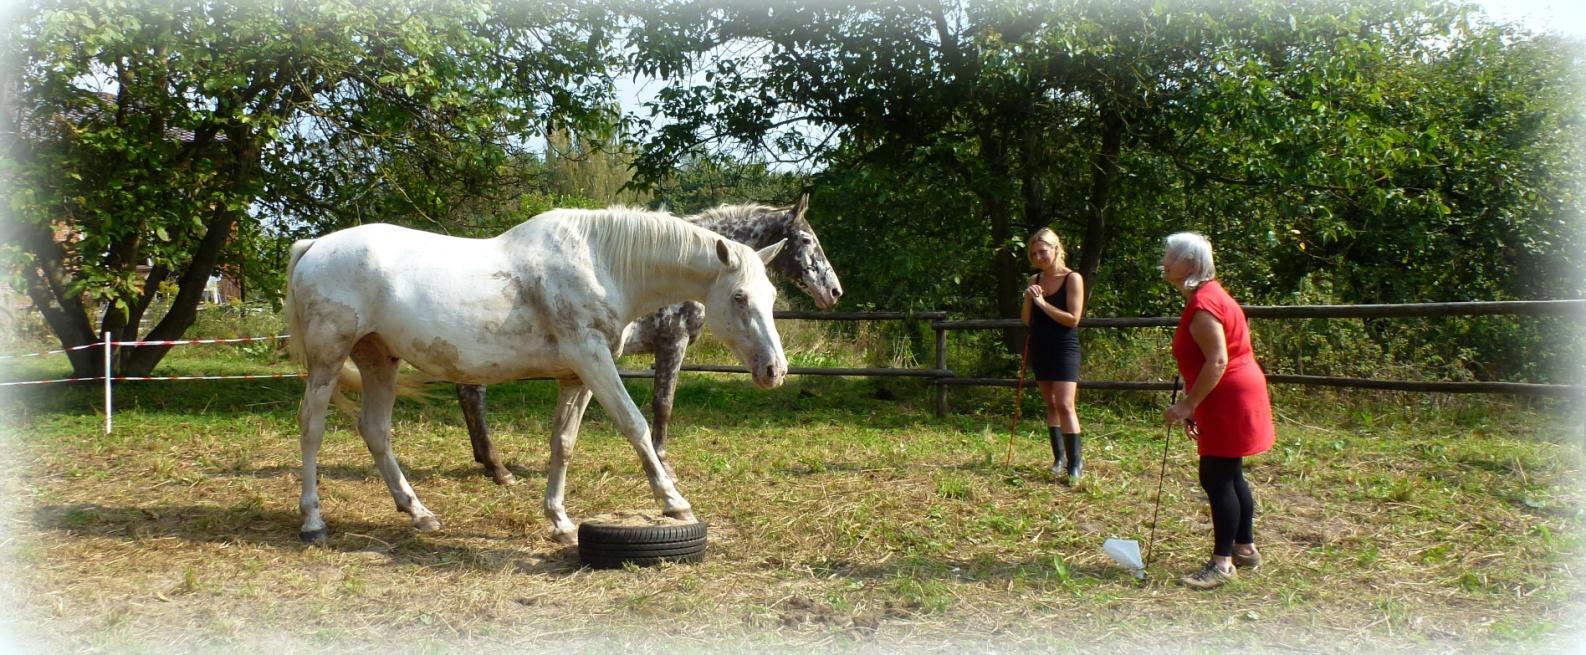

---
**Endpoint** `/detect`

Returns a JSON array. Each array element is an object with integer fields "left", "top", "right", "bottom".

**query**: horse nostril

[
  {"left": 831, "top": 287, "right": 842, "bottom": 299},
  {"left": 765, "top": 364, "right": 777, "bottom": 379}
]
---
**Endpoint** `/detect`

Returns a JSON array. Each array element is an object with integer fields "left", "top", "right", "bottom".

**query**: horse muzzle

[
  {"left": 813, "top": 285, "right": 842, "bottom": 310},
  {"left": 751, "top": 355, "right": 787, "bottom": 389}
]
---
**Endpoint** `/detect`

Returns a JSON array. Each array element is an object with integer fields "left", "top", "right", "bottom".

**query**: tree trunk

[
  {"left": 1019, "top": 122, "right": 1050, "bottom": 237},
  {"left": 118, "top": 208, "right": 242, "bottom": 376},
  {"left": 119, "top": 136, "right": 258, "bottom": 376},
  {"left": 977, "top": 127, "right": 1025, "bottom": 352},
  {"left": 15, "top": 224, "right": 100, "bottom": 377},
  {"left": 123, "top": 264, "right": 170, "bottom": 344},
  {"left": 1077, "top": 106, "right": 1123, "bottom": 297}
]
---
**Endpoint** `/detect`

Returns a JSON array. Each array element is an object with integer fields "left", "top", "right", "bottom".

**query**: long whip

[
  {"left": 1145, "top": 374, "right": 1182, "bottom": 571},
  {"left": 1004, "top": 337, "right": 1031, "bottom": 466}
]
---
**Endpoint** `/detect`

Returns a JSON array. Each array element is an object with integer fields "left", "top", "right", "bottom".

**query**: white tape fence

[{"left": 1, "top": 332, "right": 299, "bottom": 434}]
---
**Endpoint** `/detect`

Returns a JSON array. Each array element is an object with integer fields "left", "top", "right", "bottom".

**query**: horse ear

[
  {"left": 757, "top": 238, "right": 786, "bottom": 265},
  {"left": 716, "top": 239, "right": 736, "bottom": 268},
  {"left": 792, "top": 193, "right": 809, "bottom": 222}
]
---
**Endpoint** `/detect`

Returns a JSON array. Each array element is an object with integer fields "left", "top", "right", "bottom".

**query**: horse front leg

[
  {"left": 457, "top": 383, "right": 513, "bottom": 485},
  {"left": 544, "top": 379, "right": 593, "bottom": 544},
  {"left": 570, "top": 340, "right": 693, "bottom": 523}
]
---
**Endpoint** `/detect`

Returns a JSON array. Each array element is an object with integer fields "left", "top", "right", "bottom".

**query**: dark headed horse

[{"left": 457, "top": 194, "right": 842, "bottom": 484}]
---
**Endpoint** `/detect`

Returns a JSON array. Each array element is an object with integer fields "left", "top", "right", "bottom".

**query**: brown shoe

[
  {"left": 1233, "top": 547, "right": 1262, "bottom": 570},
  {"left": 1180, "top": 560, "right": 1235, "bottom": 590}
]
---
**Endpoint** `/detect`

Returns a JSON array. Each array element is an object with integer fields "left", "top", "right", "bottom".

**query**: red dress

[{"left": 1172, "top": 281, "right": 1275, "bottom": 458}]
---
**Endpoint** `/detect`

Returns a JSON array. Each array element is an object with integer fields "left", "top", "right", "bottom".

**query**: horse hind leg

[
  {"left": 650, "top": 330, "right": 690, "bottom": 481},
  {"left": 351, "top": 336, "right": 441, "bottom": 533},
  {"left": 457, "top": 383, "right": 513, "bottom": 485},
  {"left": 298, "top": 361, "right": 342, "bottom": 545}
]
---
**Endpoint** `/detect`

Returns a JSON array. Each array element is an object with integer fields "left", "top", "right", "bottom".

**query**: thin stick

[
  {"left": 1004, "top": 338, "right": 1031, "bottom": 466},
  {"left": 1145, "top": 375, "right": 1181, "bottom": 571}
]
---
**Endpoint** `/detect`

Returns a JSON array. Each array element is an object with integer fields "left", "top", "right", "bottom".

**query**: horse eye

[{"left": 733, "top": 290, "right": 747, "bottom": 304}]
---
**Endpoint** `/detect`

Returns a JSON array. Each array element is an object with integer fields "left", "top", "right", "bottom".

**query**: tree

[
  {"left": 626, "top": 0, "right": 1583, "bottom": 322},
  {"left": 1, "top": 0, "right": 620, "bottom": 377},
  {"left": 545, "top": 124, "right": 653, "bottom": 206}
]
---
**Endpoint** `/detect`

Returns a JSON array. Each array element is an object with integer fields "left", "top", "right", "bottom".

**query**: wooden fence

[{"left": 637, "top": 300, "right": 1586, "bottom": 420}]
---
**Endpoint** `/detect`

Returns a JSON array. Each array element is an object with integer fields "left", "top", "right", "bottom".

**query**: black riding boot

[
  {"left": 1063, "top": 432, "right": 1083, "bottom": 481},
  {"left": 1047, "top": 427, "right": 1065, "bottom": 472}
]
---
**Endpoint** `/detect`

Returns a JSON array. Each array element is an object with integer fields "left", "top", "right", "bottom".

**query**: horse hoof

[
  {"left": 492, "top": 470, "right": 517, "bottom": 486},
  {"left": 551, "top": 530, "right": 578, "bottom": 546},
  {"left": 663, "top": 509, "right": 695, "bottom": 523},
  {"left": 414, "top": 516, "right": 442, "bottom": 532},
  {"left": 299, "top": 529, "right": 328, "bottom": 545}
]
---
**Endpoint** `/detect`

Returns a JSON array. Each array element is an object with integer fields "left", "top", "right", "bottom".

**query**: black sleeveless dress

[{"left": 1029, "top": 271, "right": 1081, "bottom": 382}]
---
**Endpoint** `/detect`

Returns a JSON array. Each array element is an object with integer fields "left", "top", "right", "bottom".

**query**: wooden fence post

[{"left": 934, "top": 324, "right": 947, "bottom": 418}]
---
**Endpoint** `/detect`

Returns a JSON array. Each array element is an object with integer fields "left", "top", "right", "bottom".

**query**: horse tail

[{"left": 283, "top": 238, "right": 314, "bottom": 368}]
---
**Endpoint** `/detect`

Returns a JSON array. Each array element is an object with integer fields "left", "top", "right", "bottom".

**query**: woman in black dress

[{"left": 1021, "top": 228, "right": 1086, "bottom": 481}]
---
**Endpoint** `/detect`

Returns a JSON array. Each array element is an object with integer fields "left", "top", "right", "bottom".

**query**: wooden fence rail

[
  {"left": 639, "top": 300, "right": 1585, "bottom": 417},
  {"left": 926, "top": 298, "right": 1586, "bottom": 413}
]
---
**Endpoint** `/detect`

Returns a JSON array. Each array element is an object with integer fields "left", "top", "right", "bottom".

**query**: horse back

[{"left": 289, "top": 222, "right": 617, "bottom": 383}]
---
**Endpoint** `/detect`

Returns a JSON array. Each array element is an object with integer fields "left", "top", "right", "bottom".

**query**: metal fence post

[{"left": 103, "top": 331, "right": 112, "bottom": 435}]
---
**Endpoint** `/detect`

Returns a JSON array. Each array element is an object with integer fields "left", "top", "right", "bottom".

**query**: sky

[{"left": 1469, "top": 0, "right": 1586, "bottom": 38}]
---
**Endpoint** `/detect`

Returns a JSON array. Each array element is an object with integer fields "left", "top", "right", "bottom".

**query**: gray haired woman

[{"left": 1161, "top": 232, "right": 1275, "bottom": 589}]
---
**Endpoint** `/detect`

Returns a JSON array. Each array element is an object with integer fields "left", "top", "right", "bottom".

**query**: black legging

[{"left": 1198, "top": 455, "right": 1255, "bottom": 557}]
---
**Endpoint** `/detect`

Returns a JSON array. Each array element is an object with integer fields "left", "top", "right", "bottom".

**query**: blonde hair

[
  {"left": 1163, "top": 231, "right": 1216, "bottom": 289},
  {"left": 1026, "top": 228, "right": 1066, "bottom": 268}
]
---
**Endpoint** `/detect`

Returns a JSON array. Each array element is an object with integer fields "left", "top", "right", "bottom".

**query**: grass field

[{"left": 1, "top": 324, "right": 1583, "bottom": 654}]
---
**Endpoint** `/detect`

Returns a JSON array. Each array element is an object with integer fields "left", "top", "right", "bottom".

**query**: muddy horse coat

[{"left": 284, "top": 207, "right": 788, "bottom": 544}]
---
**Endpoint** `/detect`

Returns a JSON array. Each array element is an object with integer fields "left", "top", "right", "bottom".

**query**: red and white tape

[
  {"left": 0, "top": 342, "right": 104, "bottom": 360},
  {"left": 0, "top": 375, "right": 104, "bottom": 387},
  {"left": 1, "top": 334, "right": 298, "bottom": 389},
  {"left": 0, "top": 372, "right": 305, "bottom": 387},
  {"left": 111, "top": 373, "right": 305, "bottom": 381},
  {"left": 1, "top": 334, "right": 288, "bottom": 361},
  {"left": 115, "top": 335, "right": 288, "bottom": 347}
]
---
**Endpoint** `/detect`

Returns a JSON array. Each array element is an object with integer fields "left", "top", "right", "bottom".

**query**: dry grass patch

[{"left": 1, "top": 369, "right": 1583, "bottom": 653}]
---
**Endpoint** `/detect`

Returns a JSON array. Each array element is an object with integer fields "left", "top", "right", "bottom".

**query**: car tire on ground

[{"left": 577, "top": 518, "right": 708, "bottom": 569}]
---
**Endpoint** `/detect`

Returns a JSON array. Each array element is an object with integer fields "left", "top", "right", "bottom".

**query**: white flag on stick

[{"left": 1103, "top": 538, "right": 1145, "bottom": 579}]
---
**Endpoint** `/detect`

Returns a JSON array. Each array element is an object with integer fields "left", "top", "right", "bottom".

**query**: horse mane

[
  {"left": 688, "top": 204, "right": 784, "bottom": 225},
  {"left": 552, "top": 206, "right": 724, "bottom": 283}
]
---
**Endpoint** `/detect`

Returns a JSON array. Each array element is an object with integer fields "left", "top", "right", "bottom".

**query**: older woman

[{"left": 1160, "top": 232, "right": 1275, "bottom": 590}]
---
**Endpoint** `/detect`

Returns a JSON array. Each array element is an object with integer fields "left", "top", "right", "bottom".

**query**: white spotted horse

[
  {"left": 284, "top": 206, "right": 788, "bottom": 544},
  {"left": 456, "top": 194, "right": 843, "bottom": 484}
]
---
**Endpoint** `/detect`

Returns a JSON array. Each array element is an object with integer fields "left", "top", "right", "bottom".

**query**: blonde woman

[{"left": 1021, "top": 228, "right": 1085, "bottom": 481}]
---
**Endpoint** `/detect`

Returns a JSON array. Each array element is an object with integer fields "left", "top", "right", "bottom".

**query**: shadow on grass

[
  {"left": 798, "top": 553, "right": 1142, "bottom": 590},
  {"left": 31, "top": 502, "right": 587, "bottom": 576},
  {"left": 5, "top": 375, "right": 949, "bottom": 432},
  {"left": 30, "top": 493, "right": 1143, "bottom": 586},
  {"left": 211, "top": 461, "right": 544, "bottom": 485}
]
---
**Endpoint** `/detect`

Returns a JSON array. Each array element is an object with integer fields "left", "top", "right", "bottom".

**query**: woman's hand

[
  {"left": 1025, "top": 284, "right": 1045, "bottom": 303},
  {"left": 1165, "top": 401, "right": 1198, "bottom": 437}
]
